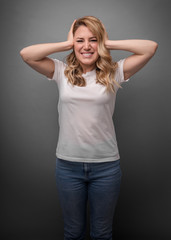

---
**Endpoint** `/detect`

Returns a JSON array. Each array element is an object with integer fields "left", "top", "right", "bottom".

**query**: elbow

[
  {"left": 20, "top": 48, "right": 30, "bottom": 62},
  {"left": 150, "top": 41, "right": 158, "bottom": 57},
  {"left": 20, "top": 48, "right": 27, "bottom": 62}
]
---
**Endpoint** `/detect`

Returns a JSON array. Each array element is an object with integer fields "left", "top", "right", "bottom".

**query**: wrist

[
  {"left": 65, "top": 40, "right": 73, "bottom": 50},
  {"left": 105, "top": 40, "right": 115, "bottom": 50}
]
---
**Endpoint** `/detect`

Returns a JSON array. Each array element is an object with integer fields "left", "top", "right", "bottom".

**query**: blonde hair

[{"left": 64, "top": 16, "right": 121, "bottom": 93}]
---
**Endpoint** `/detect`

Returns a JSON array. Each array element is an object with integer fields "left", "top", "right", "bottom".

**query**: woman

[{"left": 20, "top": 16, "right": 158, "bottom": 240}]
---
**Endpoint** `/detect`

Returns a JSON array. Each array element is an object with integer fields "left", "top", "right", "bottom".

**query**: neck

[{"left": 81, "top": 64, "right": 96, "bottom": 74}]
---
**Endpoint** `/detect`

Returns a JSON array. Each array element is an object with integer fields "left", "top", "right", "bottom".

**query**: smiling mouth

[{"left": 81, "top": 52, "right": 94, "bottom": 57}]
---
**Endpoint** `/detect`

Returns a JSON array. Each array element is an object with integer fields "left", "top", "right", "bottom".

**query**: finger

[{"left": 71, "top": 19, "right": 76, "bottom": 29}]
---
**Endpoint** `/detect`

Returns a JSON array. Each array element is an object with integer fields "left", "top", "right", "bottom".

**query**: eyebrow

[{"left": 76, "top": 36, "right": 97, "bottom": 40}]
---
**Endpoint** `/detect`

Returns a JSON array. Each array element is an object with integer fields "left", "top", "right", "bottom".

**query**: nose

[{"left": 83, "top": 40, "right": 91, "bottom": 50}]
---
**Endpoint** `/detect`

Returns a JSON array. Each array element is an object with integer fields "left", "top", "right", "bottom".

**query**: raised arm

[
  {"left": 105, "top": 39, "right": 158, "bottom": 80},
  {"left": 20, "top": 20, "right": 76, "bottom": 79}
]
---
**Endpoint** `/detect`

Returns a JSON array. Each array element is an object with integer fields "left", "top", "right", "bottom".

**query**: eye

[
  {"left": 76, "top": 39, "right": 83, "bottom": 42},
  {"left": 90, "top": 39, "right": 97, "bottom": 42}
]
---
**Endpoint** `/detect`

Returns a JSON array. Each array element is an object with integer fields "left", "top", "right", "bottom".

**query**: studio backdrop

[{"left": 1, "top": 0, "right": 171, "bottom": 239}]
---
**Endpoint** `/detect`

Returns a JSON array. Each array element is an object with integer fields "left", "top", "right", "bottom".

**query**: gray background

[{"left": 1, "top": 0, "right": 171, "bottom": 239}]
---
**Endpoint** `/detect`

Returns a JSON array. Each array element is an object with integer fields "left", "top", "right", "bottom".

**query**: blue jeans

[{"left": 55, "top": 157, "right": 122, "bottom": 240}]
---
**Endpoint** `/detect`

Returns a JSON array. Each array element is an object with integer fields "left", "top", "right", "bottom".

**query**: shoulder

[
  {"left": 48, "top": 58, "right": 67, "bottom": 82},
  {"left": 51, "top": 58, "right": 67, "bottom": 69},
  {"left": 115, "top": 59, "right": 129, "bottom": 84}
]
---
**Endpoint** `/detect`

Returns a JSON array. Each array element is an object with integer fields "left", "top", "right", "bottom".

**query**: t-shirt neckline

[{"left": 82, "top": 69, "right": 96, "bottom": 77}]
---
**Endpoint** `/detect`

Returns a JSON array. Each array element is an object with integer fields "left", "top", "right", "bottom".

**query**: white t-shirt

[{"left": 48, "top": 58, "right": 129, "bottom": 162}]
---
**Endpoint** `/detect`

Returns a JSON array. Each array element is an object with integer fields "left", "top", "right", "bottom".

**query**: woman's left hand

[{"left": 101, "top": 23, "right": 109, "bottom": 45}]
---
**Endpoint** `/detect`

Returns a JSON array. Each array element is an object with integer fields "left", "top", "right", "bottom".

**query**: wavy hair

[{"left": 64, "top": 16, "right": 121, "bottom": 93}]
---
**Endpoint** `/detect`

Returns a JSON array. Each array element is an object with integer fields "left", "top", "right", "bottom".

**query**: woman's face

[{"left": 73, "top": 25, "right": 99, "bottom": 73}]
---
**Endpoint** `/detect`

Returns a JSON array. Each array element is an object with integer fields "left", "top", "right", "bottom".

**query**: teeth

[{"left": 82, "top": 53, "right": 93, "bottom": 56}]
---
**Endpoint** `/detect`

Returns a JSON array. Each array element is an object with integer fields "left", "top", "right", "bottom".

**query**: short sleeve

[
  {"left": 115, "top": 59, "right": 130, "bottom": 84},
  {"left": 47, "top": 58, "right": 66, "bottom": 84}
]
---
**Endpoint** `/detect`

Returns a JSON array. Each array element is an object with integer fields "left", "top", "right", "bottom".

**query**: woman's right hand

[
  {"left": 67, "top": 20, "right": 76, "bottom": 48},
  {"left": 20, "top": 20, "right": 77, "bottom": 79}
]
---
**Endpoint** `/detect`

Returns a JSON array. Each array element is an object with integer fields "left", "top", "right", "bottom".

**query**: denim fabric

[{"left": 55, "top": 157, "right": 122, "bottom": 240}]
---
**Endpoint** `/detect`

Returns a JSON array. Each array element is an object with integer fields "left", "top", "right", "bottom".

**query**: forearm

[
  {"left": 105, "top": 39, "right": 158, "bottom": 56},
  {"left": 20, "top": 41, "right": 73, "bottom": 61}
]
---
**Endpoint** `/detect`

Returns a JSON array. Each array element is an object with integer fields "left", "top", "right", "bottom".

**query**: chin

[{"left": 81, "top": 58, "right": 97, "bottom": 65}]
